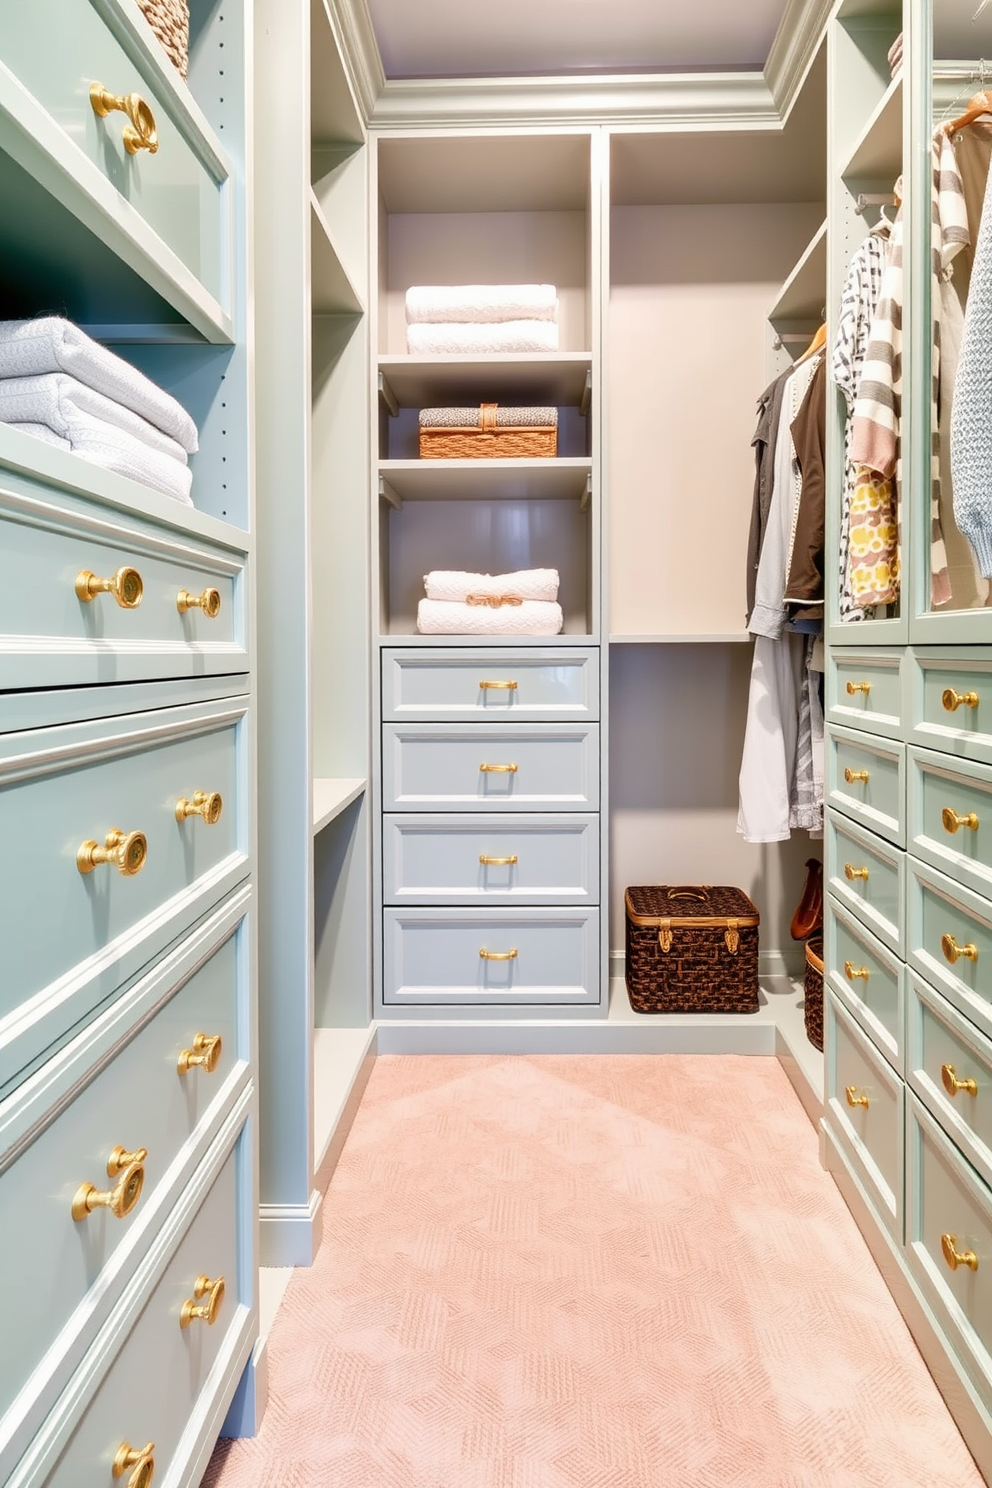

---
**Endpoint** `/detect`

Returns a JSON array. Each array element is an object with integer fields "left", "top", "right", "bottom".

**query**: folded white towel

[
  {"left": 0, "top": 319, "right": 198, "bottom": 452},
  {"left": 417, "top": 599, "right": 563, "bottom": 636},
  {"left": 7, "top": 422, "right": 70, "bottom": 449},
  {"left": 406, "top": 321, "right": 560, "bottom": 355},
  {"left": 1, "top": 404, "right": 193, "bottom": 505},
  {"left": 0, "top": 374, "right": 190, "bottom": 463},
  {"left": 424, "top": 568, "right": 560, "bottom": 603},
  {"left": 406, "top": 285, "right": 558, "bottom": 325}
]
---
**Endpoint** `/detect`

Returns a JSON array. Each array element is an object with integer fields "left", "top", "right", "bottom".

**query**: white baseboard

[
  {"left": 221, "top": 1334, "right": 269, "bottom": 1437},
  {"left": 258, "top": 1190, "right": 324, "bottom": 1267}
]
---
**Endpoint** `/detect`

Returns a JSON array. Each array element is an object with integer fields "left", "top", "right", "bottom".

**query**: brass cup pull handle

[
  {"left": 72, "top": 1154, "right": 146, "bottom": 1222},
  {"left": 75, "top": 566, "right": 143, "bottom": 609},
  {"left": 943, "top": 688, "right": 980, "bottom": 713},
  {"left": 479, "top": 680, "right": 518, "bottom": 690},
  {"left": 113, "top": 1441, "right": 156, "bottom": 1488},
  {"left": 480, "top": 854, "right": 518, "bottom": 866},
  {"left": 77, "top": 828, "right": 148, "bottom": 877},
  {"left": 846, "top": 681, "right": 872, "bottom": 696},
  {"left": 180, "top": 1273, "right": 226, "bottom": 1329},
  {"left": 844, "top": 864, "right": 869, "bottom": 881},
  {"left": 942, "top": 933, "right": 979, "bottom": 966},
  {"left": 844, "top": 961, "right": 870, "bottom": 982},
  {"left": 177, "top": 1033, "right": 222, "bottom": 1076},
  {"left": 177, "top": 587, "right": 221, "bottom": 617},
  {"left": 480, "top": 948, "right": 518, "bottom": 960},
  {"left": 942, "top": 807, "right": 979, "bottom": 835},
  {"left": 942, "top": 1063, "right": 978, "bottom": 1098},
  {"left": 90, "top": 84, "right": 159, "bottom": 155},
  {"left": 176, "top": 790, "right": 224, "bottom": 825},
  {"left": 844, "top": 768, "right": 870, "bottom": 784},
  {"left": 941, "top": 1233, "right": 979, "bottom": 1272},
  {"left": 480, "top": 763, "right": 518, "bottom": 773},
  {"left": 845, "top": 1086, "right": 869, "bottom": 1109}
]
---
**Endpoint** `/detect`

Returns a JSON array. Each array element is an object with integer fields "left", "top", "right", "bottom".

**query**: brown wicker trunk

[
  {"left": 804, "top": 935, "right": 824, "bottom": 1051},
  {"left": 419, "top": 403, "right": 557, "bottom": 459},
  {"left": 624, "top": 886, "right": 760, "bottom": 1014},
  {"left": 138, "top": 0, "right": 190, "bottom": 80}
]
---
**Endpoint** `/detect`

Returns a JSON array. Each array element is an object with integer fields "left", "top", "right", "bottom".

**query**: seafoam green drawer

[
  {"left": 382, "top": 724, "right": 600, "bottom": 811},
  {"left": 828, "top": 649, "right": 904, "bottom": 740},
  {"left": 825, "top": 988, "right": 903, "bottom": 1239},
  {"left": 826, "top": 808, "right": 905, "bottom": 956},
  {"left": 827, "top": 725, "right": 905, "bottom": 846},
  {"left": 0, "top": 889, "right": 250, "bottom": 1475},
  {"left": 382, "top": 813, "right": 600, "bottom": 906},
  {"left": 909, "top": 859, "right": 992, "bottom": 1044},
  {"left": 909, "top": 745, "right": 992, "bottom": 905},
  {"left": 0, "top": 695, "right": 249, "bottom": 1092},
  {"left": 910, "top": 649, "right": 992, "bottom": 767},
  {"left": 826, "top": 895, "right": 903, "bottom": 1072},
  {"left": 909, "top": 972, "right": 992, "bottom": 1192},
  {"left": 382, "top": 648, "right": 599, "bottom": 721}
]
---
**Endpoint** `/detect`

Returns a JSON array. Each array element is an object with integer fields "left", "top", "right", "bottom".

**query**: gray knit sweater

[{"left": 951, "top": 153, "right": 992, "bottom": 577}]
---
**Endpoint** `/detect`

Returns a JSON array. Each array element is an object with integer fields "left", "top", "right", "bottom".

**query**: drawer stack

[{"left": 380, "top": 648, "right": 602, "bottom": 1012}]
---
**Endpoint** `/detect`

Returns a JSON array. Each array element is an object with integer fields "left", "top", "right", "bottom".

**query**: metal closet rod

[{"left": 855, "top": 192, "right": 896, "bottom": 215}]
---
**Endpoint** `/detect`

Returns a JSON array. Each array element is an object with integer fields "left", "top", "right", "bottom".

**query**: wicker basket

[
  {"left": 419, "top": 403, "right": 557, "bottom": 459},
  {"left": 138, "top": 0, "right": 190, "bottom": 80},
  {"left": 624, "top": 886, "right": 760, "bottom": 1014},
  {"left": 804, "top": 935, "right": 824, "bottom": 1051}
]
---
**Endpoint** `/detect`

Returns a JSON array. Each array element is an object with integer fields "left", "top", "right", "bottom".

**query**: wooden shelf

[
  {"left": 378, "top": 458, "right": 592, "bottom": 505},
  {"left": 770, "top": 219, "right": 827, "bottom": 325},
  {"left": 841, "top": 74, "right": 902, "bottom": 180},
  {"left": 310, "top": 194, "right": 364, "bottom": 315},
  {"left": 378, "top": 355, "right": 593, "bottom": 408},
  {"left": 313, "top": 777, "right": 366, "bottom": 833},
  {"left": 610, "top": 633, "right": 751, "bottom": 645}
]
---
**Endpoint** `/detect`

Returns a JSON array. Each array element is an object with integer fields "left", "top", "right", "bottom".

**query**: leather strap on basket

[
  {"left": 658, "top": 912, "right": 740, "bottom": 954},
  {"left": 658, "top": 919, "right": 672, "bottom": 953},
  {"left": 480, "top": 402, "right": 498, "bottom": 432},
  {"left": 725, "top": 919, "right": 740, "bottom": 955}
]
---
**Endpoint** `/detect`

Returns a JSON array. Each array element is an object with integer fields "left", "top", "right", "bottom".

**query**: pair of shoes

[{"left": 791, "top": 857, "right": 823, "bottom": 940}]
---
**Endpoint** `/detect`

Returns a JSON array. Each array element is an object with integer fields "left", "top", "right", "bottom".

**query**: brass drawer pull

[
  {"left": 480, "top": 763, "right": 518, "bottom": 773},
  {"left": 72, "top": 1147, "right": 147, "bottom": 1221},
  {"left": 941, "top": 1233, "right": 979, "bottom": 1272},
  {"left": 844, "top": 768, "right": 870, "bottom": 784},
  {"left": 846, "top": 681, "right": 872, "bottom": 696},
  {"left": 942, "top": 1063, "right": 978, "bottom": 1098},
  {"left": 845, "top": 1086, "right": 869, "bottom": 1108},
  {"left": 181, "top": 1273, "right": 226, "bottom": 1329},
  {"left": 844, "top": 863, "right": 869, "bottom": 881},
  {"left": 480, "top": 854, "right": 518, "bottom": 866},
  {"left": 177, "top": 1032, "right": 223, "bottom": 1075},
  {"left": 90, "top": 83, "right": 158, "bottom": 155},
  {"left": 77, "top": 827, "right": 147, "bottom": 877},
  {"left": 942, "top": 933, "right": 979, "bottom": 966},
  {"left": 177, "top": 587, "right": 221, "bottom": 617},
  {"left": 480, "top": 948, "right": 517, "bottom": 960},
  {"left": 844, "top": 961, "right": 869, "bottom": 982},
  {"left": 75, "top": 565, "right": 143, "bottom": 609},
  {"left": 942, "top": 807, "right": 979, "bottom": 835},
  {"left": 480, "top": 680, "right": 517, "bottom": 690},
  {"left": 943, "top": 687, "right": 980, "bottom": 713},
  {"left": 113, "top": 1441, "right": 155, "bottom": 1488},
  {"left": 176, "top": 790, "right": 224, "bottom": 825}
]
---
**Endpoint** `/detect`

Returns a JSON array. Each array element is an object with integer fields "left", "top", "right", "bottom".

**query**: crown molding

[
  {"left": 764, "top": 0, "right": 832, "bottom": 115},
  {"left": 321, "top": 0, "right": 385, "bottom": 124}
]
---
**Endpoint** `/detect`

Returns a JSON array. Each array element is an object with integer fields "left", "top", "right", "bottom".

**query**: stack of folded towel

[
  {"left": 417, "top": 568, "right": 563, "bottom": 635},
  {"left": 0, "top": 318, "right": 199, "bottom": 505},
  {"left": 405, "top": 285, "right": 559, "bottom": 355}
]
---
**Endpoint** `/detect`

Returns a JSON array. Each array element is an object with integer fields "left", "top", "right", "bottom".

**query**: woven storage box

[
  {"left": 419, "top": 403, "right": 557, "bottom": 459},
  {"left": 804, "top": 934, "right": 824, "bottom": 1051},
  {"left": 624, "top": 886, "right": 760, "bottom": 1014},
  {"left": 138, "top": 0, "right": 189, "bottom": 80}
]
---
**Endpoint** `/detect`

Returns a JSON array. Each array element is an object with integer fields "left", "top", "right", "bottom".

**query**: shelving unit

[
  {"left": 841, "top": 73, "right": 903, "bottom": 180},
  {"left": 313, "top": 778, "right": 367, "bottom": 833},
  {"left": 769, "top": 218, "right": 828, "bottom": 327},
  {"left": 378, "top": 458, "right": 592, "bottom": 504}
]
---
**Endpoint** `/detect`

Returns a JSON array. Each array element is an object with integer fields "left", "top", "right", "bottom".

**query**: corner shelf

[
  {"left": 377, "top": 458, "right": 592, "bottom": 505},
  {"left": 378, "top": 355, "right": 593, "bottom": 408},
  {"left": 770, "top": 219, "right": 828, "bottom": 325},
  {"left": 841, "top": 73, "right": 902, "bottom": 181},
  {"left": 313, "top": 777, "right": 366, "bottom": 834},
  {"left": 310, "top": 193, "right": 364, "bottom": 315}
]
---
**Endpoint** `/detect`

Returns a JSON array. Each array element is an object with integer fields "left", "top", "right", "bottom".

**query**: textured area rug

[{"left": 204, "top": 1056, "right": 982, "bottom": 1487}]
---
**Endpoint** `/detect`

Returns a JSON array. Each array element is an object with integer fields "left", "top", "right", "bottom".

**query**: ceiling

[{"left": 365, "top": 0, "right": 793, "bottom": 80}]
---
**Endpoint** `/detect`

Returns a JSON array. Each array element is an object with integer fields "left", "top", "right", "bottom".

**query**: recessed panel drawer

[
  {"left": 909, "top": 859, "right": 992, "bottom": 1045},
  {"left": 382, "top": 648, "right": 599, "bottom": 721},
  {"left": 383, "top": 908, "right": 599, "bottom": 1006},
  {"left": 909, "top": 973, "right": 992, "bottom": 1192},
  {"left": 910, "top": 650, "right": 992, "bottom": 767},
  {"left": 826, "top": 809, "right": 905, "bottom": 955},
  {"left": 908, "top": 746, "right": 992, "bottom": 905},
  {"left": 382, "top": 724, "right": 600, "bottom": 811},
  {"left": 827, "top": 725, "right": 905, "bottom": 846},
  {"left": 0, "top": 696, "right": 249, "bottom": 1091},
  {"left": 825, "top": 895, "right": 903, "bottom": 1071},
  {"left": 382, "top": 813, "right": 599, "bottom": 905},
  {"left": 828, "top": 649, "right": 903, "bottom": 739},
  {"left": 825, "top": 988, "right": 903, "bottom": 1238}
]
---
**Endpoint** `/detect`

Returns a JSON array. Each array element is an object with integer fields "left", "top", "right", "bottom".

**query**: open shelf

[
  {"left": 378, "top": 458, "right": 591, "bottom": 506},
  {"left": 310, "top": 0, "right": 364, "bottom": 145},
  {"left": 770, "top": 219, "right": 828, "bottom": 325},
  {"left": 841, "top": 73, "right": 902, "bottom": 180},
  {"left": 313, "top": 778, "right": 367, "bottom": 834},
  {"left": 311, "top": 194, "right": 364, "bottom": 315},
  {"left": 313, "top": 1025, "right": 377, "bottom": 1190},
  {"left": 378, "top": 355, "right": 593, "bottom": 409}
]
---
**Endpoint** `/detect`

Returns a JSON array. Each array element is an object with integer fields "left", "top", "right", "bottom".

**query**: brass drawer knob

[
  {"left": 75, "top": 566, "right": 143, "bottom": 609},
  {"left": 479, "top": 680, "right": 517, "bottom": 690},
  {"left": 177, "top": 587, "right": 221, "bottom": 617},
  {"left": 941, "top": 1233, "right": 979, "bottom": 1272},
  {"left": 845, "top": 1086, "right": 869, "bottom": 1108},
  {"left": 844, "top": 863, "right": 869, "bottom": 881},
  {"left": 943, "top": 687, "right": 980, "bottom": 713},
  {"left": 480, "top": 948, "right": 517, "bottom": 960},
  {"left": 846, "top": 681, "right": 872, "bottom": 696},
  {"left": 177, "top": 1032, "right": 222, "bottom": 1076},
  {"left": 844, "top": 768, "right": 870, "bottom": 784},
  {"left": 113, "top": 1441, "right": 155, "bottom": 1488},
  {"left": 480, "top": 854, "right": 518, "bottom": 866},
  {"left": 176, "top": 790, "right": 223, "bottom": 825},
  {"left": 844, "top": 961, "right": 870, "bottom": 982},
  {"left": 72, "top": 1148, "right": 147, "bottom": 1222},
  {"left": 77, "top": 828, "right": 147, "bottom": 877},
  {"left": 90, "top": 83, "right": 158, "bottom": 155},
  {"left": 941, "top": 1063, "right": 978, "bottom": 1098},
  {"left": 942, "top": 933, "right": 979, "bottom": 966},
  {"left": 180, "top": 1273, "right": 226, "bottom": 1329},
  {"left": 480, "top": 763, "right": 518, "bottom": 773},
  {"left": 942, "top": 807, "right": 979, "bottom": 835}
]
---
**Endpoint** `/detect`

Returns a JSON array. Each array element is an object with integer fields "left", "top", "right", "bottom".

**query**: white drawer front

[
  {"left": 382, "top": 647, "right": 599, "bottom": 721},
  {"left": 825, "top": 988, "right": 903, "bottom": 1238},
  {"left": 383, "top": 813, "right": 599, "bottom": 905},
  {"left": 383, "top": 908, "right": 599, "bottom": 1006},
  {"left": 382, "top": 724, "right": 600, "bottom": 811}
]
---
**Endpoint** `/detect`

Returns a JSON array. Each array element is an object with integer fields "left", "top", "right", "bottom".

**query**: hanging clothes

[
  {"left": 784, "top": 356, "right": 827, "bottom": 619},
  {"left": 951, "top": 130, "right": 992, "bottom": 576},
  {"left": 746, "top": 369, "right": 790, "bottom": 625}
]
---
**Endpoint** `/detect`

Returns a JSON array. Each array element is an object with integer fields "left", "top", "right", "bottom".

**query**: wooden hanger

[
  {"left": 796, "top": 323, "right": 827, "bottom": 362},
  {"left": 946, "top": 89, "right": 992, "bottom": 135}
]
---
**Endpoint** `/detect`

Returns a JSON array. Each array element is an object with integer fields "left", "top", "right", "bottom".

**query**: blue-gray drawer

[
  {"left": 909, "top": 859, "right": 992, "bottom": 1046},
  {"left": 825, "top": 895, "right": 903, "bottom": 1073},
  {"left": 910, "top": 649, "right": 992, "bottom": 767},
  {"left": 828, "top": 648, "right": 904, "bottom": 740},
  {"left": 382, "top": 724, "right": 600, "bottom": 811},
  {"left": 909, "top": 971, "right": 992, "bottom": 1194},
  {"left": 383, "top": 813, "right": 599, "bottom": 905},
  {"left": 383, "top": 908, "right": 600, "bottom": 1005},
  {"left": 382, "top": 648, "right": 599, "bottom": 721},
  {"left": 908, "top": 745, "right": 992, "bottom": 906},
  {"left": 0, "top": 891, "right": 249, "bottom": 1468},
  {"left": 825, "top": 987, "right": 903, "bottom": 1240},
  {"left": 826, "top": 809, "right": 905, "bottom": 956},
  {"left": 0, "top": 695, "right": 249, "bottom": 1093},
  {"left": 827, "top": 725, "right": 905, "bottom": 846}
]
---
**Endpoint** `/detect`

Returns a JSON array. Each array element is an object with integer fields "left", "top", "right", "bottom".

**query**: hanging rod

[
  {"left": 855, "top": 192, "right": 896, "bottom": 216},
  {"left": 772, "top": 333, "right": 817, "bottom": 351}
]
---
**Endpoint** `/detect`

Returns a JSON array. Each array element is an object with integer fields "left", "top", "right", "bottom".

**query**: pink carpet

[{"left": 204, "top": 1056, "right": 983, "bottom": 1487}]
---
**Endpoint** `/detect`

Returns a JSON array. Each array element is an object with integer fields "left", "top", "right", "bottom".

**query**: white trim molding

[
  {"left": 258, "top": 1190, "right": 324, "bottom": 1267},
  {"left": 323, "top": 0, "right": 385, "bottom": 122},
  {"left": 764, "top": 0, "right": 833, "bottom": 116}
]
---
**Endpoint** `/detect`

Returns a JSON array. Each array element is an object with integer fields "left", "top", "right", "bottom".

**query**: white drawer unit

[
  {"left": 383, "top": 813, "right": 599, "bottom": 905},
  {"left": 382, "top": 647, "right": 599, "bottom": 721},
  {"left": 382, "top": 723, "right": 600, "bottom": 812}
]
